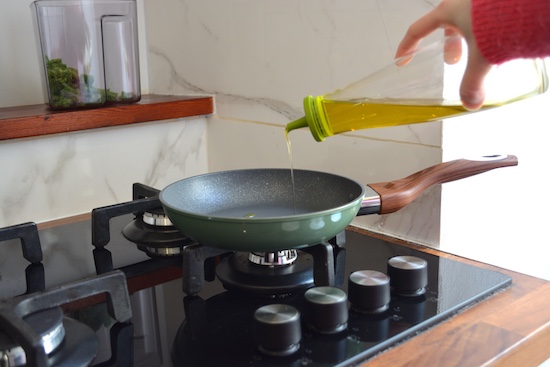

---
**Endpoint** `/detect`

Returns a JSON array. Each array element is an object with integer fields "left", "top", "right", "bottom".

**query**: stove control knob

[
  {"left": 387, "top": 256, "right": 428, "bottom": 296},
  {"left": 253, "top": 304, "right": 301, "bottom": 357},
  {"left": 348, "top": 270, "right": 390, "bottom": 313},
  {"left": 304, "top": 286, "right": 348, "bottom": 334}
]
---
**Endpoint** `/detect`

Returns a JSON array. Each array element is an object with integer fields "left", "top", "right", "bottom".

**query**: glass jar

[{"left": 32, "top": 0, "right": 141, "bottom": 110}]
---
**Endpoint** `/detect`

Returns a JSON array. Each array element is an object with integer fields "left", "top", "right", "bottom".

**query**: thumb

[{"left": 460, "top": 48, "right": 492, "bottom": 110}]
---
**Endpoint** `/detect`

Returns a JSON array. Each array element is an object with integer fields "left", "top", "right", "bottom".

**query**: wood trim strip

[{"left": 0, "top": 94, "right": 214, "bottom": 141}]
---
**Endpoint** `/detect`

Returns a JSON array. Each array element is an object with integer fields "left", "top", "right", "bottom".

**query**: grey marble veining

[{"left": 0, "top": 119, "right": 208, "bottom": 227}]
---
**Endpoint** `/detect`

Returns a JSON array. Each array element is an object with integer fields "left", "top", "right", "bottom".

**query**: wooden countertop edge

[
  {"left": 36, "top": 212, "right": 91, "bottom": 230},
  {"left": 348, "top": 227, "right": 550, "bottom": 367}
]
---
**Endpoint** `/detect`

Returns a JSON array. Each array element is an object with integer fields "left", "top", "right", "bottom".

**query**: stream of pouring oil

[{"left": 284, "top": 130, "right": 297, "bottom": 215}]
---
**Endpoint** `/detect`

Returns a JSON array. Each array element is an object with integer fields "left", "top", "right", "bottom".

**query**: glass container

[{"left": 32, "top": 0, "right": 141, "bottom": 110}]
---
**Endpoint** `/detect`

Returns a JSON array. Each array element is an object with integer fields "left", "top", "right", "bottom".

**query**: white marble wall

[
  {"left": 144, "top": 0, "right": 444, "bottom": 247},
  {"left": 0, "top": 120, "right": 208, "bottom": 225}
]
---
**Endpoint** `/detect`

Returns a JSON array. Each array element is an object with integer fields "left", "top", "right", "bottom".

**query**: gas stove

[
  {"left": 0, "top": 183, "right": 512, "bottom": 366},
  {"left": 171, "top": 230, "right": 512, "bottom": 367}
]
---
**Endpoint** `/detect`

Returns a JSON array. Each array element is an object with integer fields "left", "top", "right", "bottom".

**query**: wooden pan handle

[{"left": 367, "top": 154, "right": 518, "bottom": 214}]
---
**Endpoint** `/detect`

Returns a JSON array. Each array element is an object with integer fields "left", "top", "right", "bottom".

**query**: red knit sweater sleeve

[{"left": 472, "top": 0, "right": 550, "bottom": 64}]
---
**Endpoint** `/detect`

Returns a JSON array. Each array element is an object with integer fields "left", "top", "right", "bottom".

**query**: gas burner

[
  {"left": 91, "top": 182, "right": 197, "bottom": 258},
  {"left": 0, "top": 271, "right": 132, "bottom": 367},
  {"left": 0, "top": 314, "right": 98, "bottom": 367},
  {"left": 216, "top": 251, "right": 314, "bottom": 296},
  {"left": 181, "top": 233, "right": 346, "bottom": 296},
  {"left": 119, "top": 183, "right": 197, "bottom": 258},
  {"left": 0, "top": 307, "right": 67, "bottom": 366},
  {"left": 122, "top": 208, "right": 195, "bottom": 258},
  {"left": 248, "top": 250, "right": 298, "bottom": 266}
]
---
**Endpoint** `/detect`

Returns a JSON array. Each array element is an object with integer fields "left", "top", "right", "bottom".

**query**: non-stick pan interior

[{"left": 161, "top": 169, "right": 364, "bottom": 219}]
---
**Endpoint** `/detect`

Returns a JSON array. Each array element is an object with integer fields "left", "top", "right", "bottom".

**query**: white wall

[{"left": 441, "top": 93, "right": 550, "bottom": 280}]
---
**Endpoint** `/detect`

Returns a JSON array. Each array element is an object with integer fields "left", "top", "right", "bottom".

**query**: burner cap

[
  {"left": 140, "top": 244, "right": 190, "bottom": 257},
  {"left": 216, "top": 251, "right": 314, "bottom": 295},
  {"left": 143, "top": 211, "right": 173, "bottom": 227},
  {"left": 123, "top": 213, "right": 195, "bottom": 257},
  {"left": 248, "top": 250, "right": 298, "bottom": 266}
]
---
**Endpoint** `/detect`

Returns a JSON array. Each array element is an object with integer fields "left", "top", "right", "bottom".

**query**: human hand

[{"left": 395, "top": 0, "right": 492, "bottom": 110}]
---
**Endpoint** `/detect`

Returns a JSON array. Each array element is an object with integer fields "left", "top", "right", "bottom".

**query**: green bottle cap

[{"left": 285, "top": 96, "right": 333, "bottom": 142}]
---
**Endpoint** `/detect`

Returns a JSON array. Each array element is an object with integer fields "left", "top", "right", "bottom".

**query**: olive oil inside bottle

[{"left": 322, "top": 99, "right": 495, "bottom": 133}]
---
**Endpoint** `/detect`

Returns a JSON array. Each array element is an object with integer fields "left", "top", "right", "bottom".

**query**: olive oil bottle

[
  {"left": 286, "top": 36, "right": 548, "bottom": 142},
  {"left": 323, "top": 99, "right": 477, "bottom": 131}
]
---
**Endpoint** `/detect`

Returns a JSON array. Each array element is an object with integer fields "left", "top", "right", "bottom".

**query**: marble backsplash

[
  {"left": 0, "top": 118, "right": 208, "bottom": 226},
  {"left": 144, "top": 0, "right": 445, "bottom": 247}
]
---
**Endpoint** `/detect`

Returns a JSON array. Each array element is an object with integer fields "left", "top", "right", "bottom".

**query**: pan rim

[{"left": 159, "top": 168, "right": 366, "bottom": 223}]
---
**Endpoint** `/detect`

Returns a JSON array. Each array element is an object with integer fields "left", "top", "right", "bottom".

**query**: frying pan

[{"left": 159, "top": 155, "right": 517, "bottom": 252}]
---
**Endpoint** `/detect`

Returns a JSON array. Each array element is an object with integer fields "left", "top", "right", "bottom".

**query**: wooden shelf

[{"left": 0, "top": 94, "right": 214, "bottom": 141}]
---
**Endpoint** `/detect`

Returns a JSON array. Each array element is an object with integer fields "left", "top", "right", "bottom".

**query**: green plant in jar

[
  {"left": 45, "top": 57, "right": 135, "bottom": 109},
  {"left": 46, "top": 58, "right": 82, "bottom": 108}
]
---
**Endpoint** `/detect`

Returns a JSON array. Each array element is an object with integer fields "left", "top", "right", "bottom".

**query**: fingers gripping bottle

[{"left": 285, "top": 36, "right": 548, "bottom": 142}]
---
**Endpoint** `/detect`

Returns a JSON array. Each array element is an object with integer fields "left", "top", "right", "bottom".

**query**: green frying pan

[{"left": 159, "top": 155, "right": 517, "bottom": 252}]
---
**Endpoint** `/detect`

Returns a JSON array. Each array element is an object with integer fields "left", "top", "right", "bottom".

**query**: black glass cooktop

[{"left": 171, "top": 230, "right": 511, "bottom": 367}]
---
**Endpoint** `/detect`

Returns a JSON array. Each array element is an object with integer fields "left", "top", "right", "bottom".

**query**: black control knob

[
  {"left": 253, "top": 304, "right": 301, "bottom": 356},
  {"left": 348, "top": 270, "right": 390, "bottom": 313},
  {"left": 304, "top": 286, "right": 348, "bottom": 334},
  {"left": 387, "top": 256, "right": 428, "bottom": 296}
]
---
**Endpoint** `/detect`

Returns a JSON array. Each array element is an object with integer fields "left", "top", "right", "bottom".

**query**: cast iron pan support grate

[
  {"left": 0, "top": 222, "right": 45, "bottom": 294},
  {"left": 91, "top": 183, "right": 181, "bottom": 276}
]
